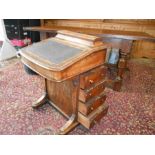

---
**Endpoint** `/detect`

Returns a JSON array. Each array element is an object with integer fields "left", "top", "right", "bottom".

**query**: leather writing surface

[{"left": 22, "top": 39, "right": 82, "bottom": 64}]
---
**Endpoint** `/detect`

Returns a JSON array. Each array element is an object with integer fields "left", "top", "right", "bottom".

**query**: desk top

[
  {"left": 24, "top": 26, "right": 155, "bottom": 41},
  {"left": 21, "top": 38, "right": 82, "bottom": 65},
  {"left": 20, "top": 30, "right": 108, "bottom": 71},
  {"left": 20, "top": 30, "right": 108, "bottom": 81}
]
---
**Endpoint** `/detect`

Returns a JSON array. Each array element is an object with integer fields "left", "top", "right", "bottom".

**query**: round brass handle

[
  {"left": 89, "top": 93, "right": 92, "bottom": 96},
  {"left": 91, "top": 107, "right": 94, "bottom": 111},
  {"left": 89, "top": 80, "right": 94, "bottom": 84}
]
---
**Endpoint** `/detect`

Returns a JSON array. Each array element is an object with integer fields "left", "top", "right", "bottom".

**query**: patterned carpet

[{"left": 0, "top": 58, "right": 155, "bottom": 135}]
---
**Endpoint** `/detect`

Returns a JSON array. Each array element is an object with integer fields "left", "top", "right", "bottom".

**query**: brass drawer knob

[
  {"left": 89, "top": 80, "right": 94, "bottom": 84},
  {"left": 91, "top": 107, "right": 94, "bottom": 111},
  {"left": 89, "top": 93, "right": 92, "bottom": 96}
]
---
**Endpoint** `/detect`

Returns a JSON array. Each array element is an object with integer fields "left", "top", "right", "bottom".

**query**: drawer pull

[
  {"left": 89, "top": 80, "right": 94, "bottom": 84},
  {"left": 91, "top": 107, "right": 94, "bottom": 111},
  {"left": 89, "top": 93, "right": 92, "bottom": 96}
]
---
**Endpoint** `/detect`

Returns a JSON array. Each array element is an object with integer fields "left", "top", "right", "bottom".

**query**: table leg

[
  {"left": 113, "top": 77, "right": 122, "bottom": 91},
  {"left": 103, "top": 39, "right": 133, "bottom": 91},
  {"left": 118, "top": 52, "right": 129, "bottom": 75},
  {"left": 113, "top": 50, "right": 130, "bottom": 91}
]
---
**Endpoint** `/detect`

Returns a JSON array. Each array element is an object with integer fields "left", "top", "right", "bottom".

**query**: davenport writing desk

[
  {"left": 24, "top": 26, "right": 155, "bottom": 91},
  {"left": 19, "top": 30, "right": 109, "bottom": 134}
]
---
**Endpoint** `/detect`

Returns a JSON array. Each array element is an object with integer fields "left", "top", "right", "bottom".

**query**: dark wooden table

[{"left": 24, "top": 26, "right": 155, "bottom": 41}]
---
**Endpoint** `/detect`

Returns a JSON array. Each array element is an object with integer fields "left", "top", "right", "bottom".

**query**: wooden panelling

[{"left": 42, "top": 19, "right": 155, "bottom": 58}]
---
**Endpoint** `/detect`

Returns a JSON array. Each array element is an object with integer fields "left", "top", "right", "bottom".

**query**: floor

[{"left": 0, "top": 58, "right": 155, "bottom": 135}]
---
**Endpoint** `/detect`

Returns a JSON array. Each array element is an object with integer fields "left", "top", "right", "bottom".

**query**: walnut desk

[{"left": 20, "top": 30, "right": 109, "bottom": 134}]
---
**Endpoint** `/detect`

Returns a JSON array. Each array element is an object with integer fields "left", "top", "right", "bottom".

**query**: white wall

[
  {"left": 0, "top": 19, "right": 17, "bottom": 61},
  {"left": 0, "top": 19, "right": 7, "bottom": 40}
]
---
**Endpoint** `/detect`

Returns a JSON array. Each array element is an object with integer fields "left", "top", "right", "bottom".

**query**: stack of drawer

[{"left": 78, "top": 65, "right": 109, "bottom": 129}]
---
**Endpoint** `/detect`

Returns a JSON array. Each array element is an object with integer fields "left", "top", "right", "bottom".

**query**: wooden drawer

[
  {"left": 80, "top": 65, "right": 107, "bottom": 89},
  {"left": 78, "top": 94, "right": 106, "bottom": 115},
  {"left": 79, "top": 80, "right": 106, "bottom": 102},
  {"left": 78, "top": 103, "right": 108, "bottom": 129}
]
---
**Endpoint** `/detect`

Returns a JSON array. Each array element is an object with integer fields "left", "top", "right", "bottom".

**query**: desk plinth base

[{"left": 33, "top": 98, "right": 79, "bottom": 135}]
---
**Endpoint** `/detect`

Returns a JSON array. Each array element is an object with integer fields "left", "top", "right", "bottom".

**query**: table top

[{"left": 24, "top": 26, "right": 155, "bottom": 41}]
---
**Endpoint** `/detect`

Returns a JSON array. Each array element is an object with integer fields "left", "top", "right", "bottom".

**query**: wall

[
  {"left": 0, "top": 19, "right": 7, "bottom": 40},
  {"left": 42, "top": 19, "right": 155, "bottom": 58}
]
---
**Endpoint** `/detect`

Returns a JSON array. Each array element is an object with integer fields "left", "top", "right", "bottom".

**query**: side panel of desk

[{"left": 46, "top": 78, "right": 75, "bottom": 117}]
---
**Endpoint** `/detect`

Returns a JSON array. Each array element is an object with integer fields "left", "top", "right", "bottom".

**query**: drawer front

[
  {"left": 79, "top": 94, "right": 106, "bottom": 115},
  {"left": 78, "top": 103, "right": 108, "bottom": 129},
  {"left": 79, "top": 80, "right": 106, "bottom": 102},
  {"left": 80, "top": 65, "right": 107, "bottom": 89}
]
